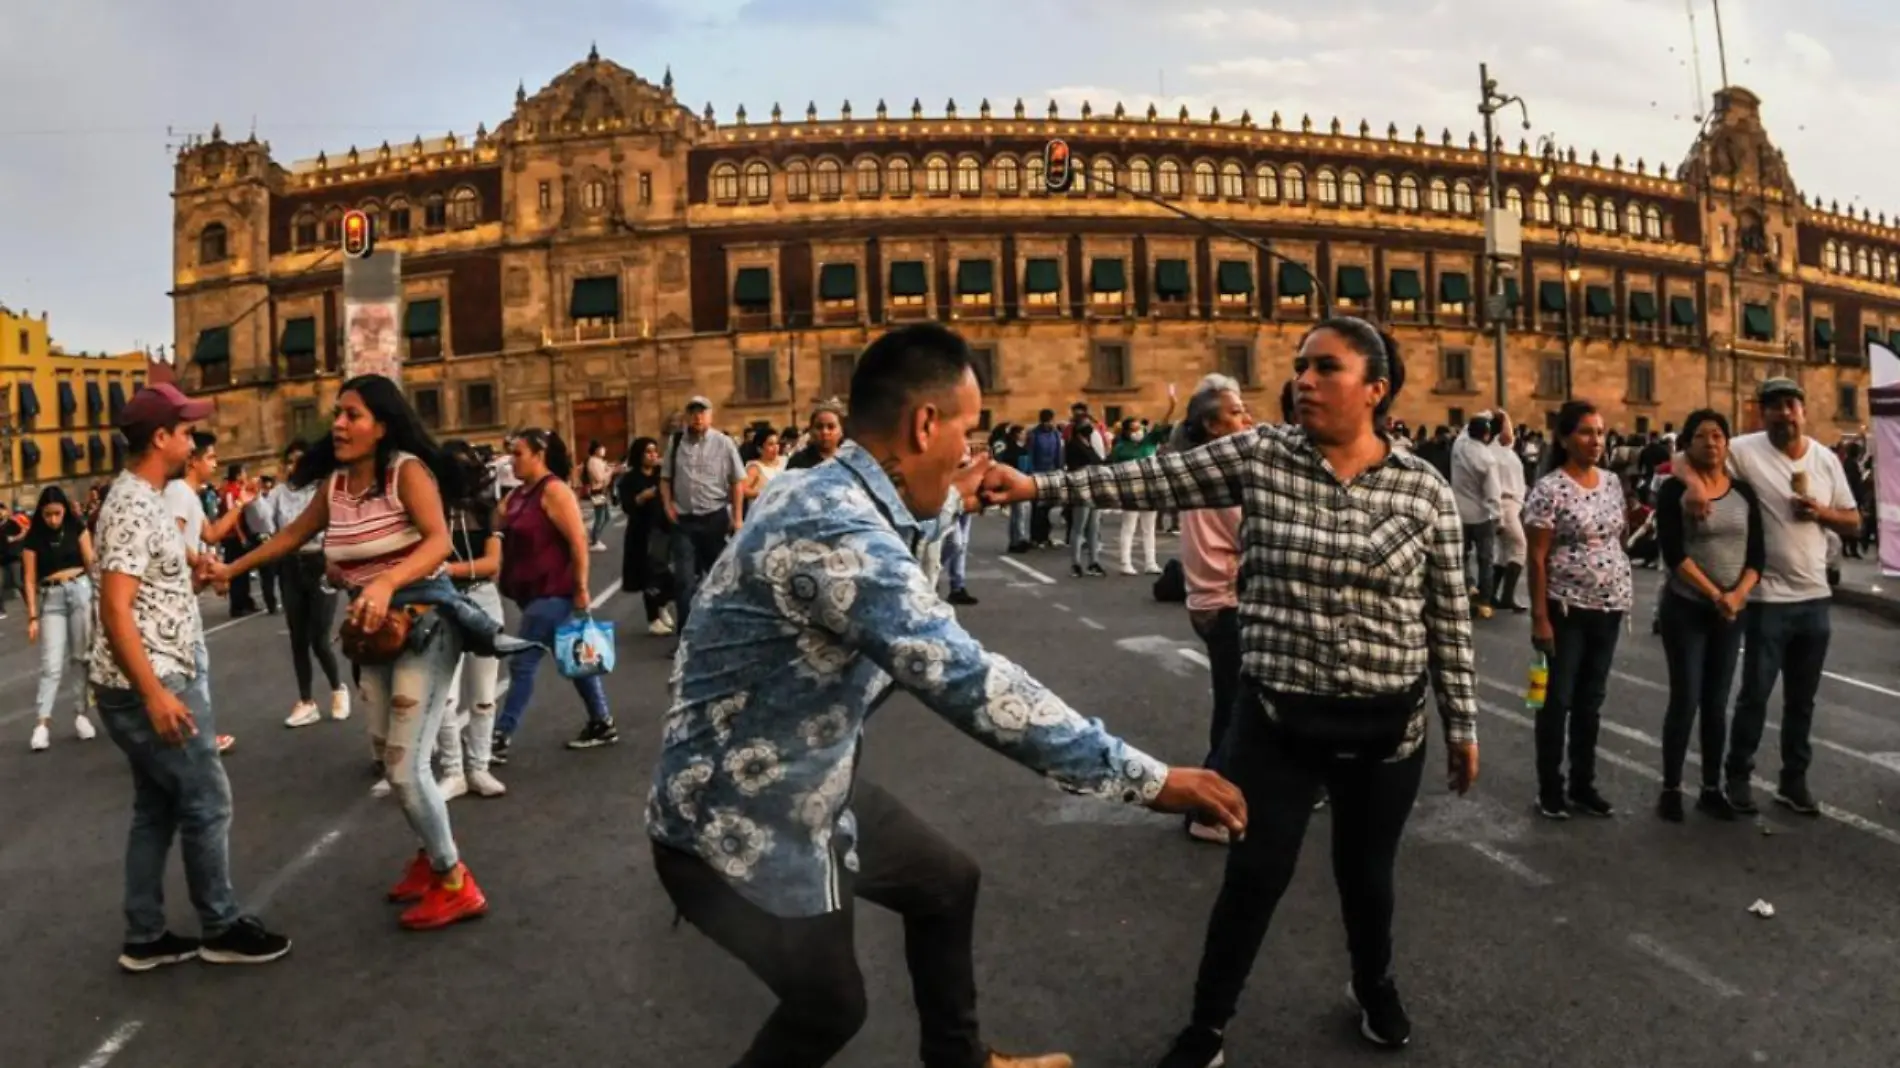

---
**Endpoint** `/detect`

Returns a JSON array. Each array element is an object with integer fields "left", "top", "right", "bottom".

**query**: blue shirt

[{"left": 645, "top": 441, "right": 1170, "bottom": 918}]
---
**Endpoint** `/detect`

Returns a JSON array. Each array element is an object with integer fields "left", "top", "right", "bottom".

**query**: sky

[{"left": 2, "top": 0, "right": 1897, "bottom": 354}]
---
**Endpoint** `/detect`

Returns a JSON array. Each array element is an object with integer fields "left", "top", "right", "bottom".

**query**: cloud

[
  {"left": 1179, "top": 8, "right": 1302, "bottom": 40},
  {"left": 735, "top": 0, "right": 886, "bottom": 23}
]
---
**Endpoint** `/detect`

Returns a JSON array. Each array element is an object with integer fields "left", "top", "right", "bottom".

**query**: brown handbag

[{"left": 340, "top": 605, "right": 422, "bottom": 665}]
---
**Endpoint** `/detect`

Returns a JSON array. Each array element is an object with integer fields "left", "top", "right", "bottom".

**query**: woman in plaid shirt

[{"left": 987, "top": 316, "right": 1480, "bottom": 1064}]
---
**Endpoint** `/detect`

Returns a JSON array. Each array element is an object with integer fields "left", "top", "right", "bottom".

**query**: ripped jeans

[
  {"left": 361, "top": 618, "right": 465, "bottom": 872},
  {"left": 437, "top": 581, "right": 504, "bottom": 778}
]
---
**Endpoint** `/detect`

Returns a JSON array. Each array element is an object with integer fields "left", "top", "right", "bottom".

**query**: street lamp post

[
  {"left": 1479, "top": 64, "right": 1532, "bottom": 410},
  {"left": 1557, "top": 226, "right": 1582, "bottom": 400}
]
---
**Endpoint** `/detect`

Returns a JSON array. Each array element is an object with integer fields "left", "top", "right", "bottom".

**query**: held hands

[
  {"left": 145, "top": 688, "right": 197, "bottom": 748},
  {"left": 1716, "top": 588, "right": 1748, "bottom": 623},
  {"left": 1447, "top": 742, "right": 1479, "bottom": 795},
  {"left": 349, "top": 575, "right": 398, "bottom": 633},
  {"left": 1150, "top": 767, "right": 1249, "bottom": 836},
  {"left": 978, "top": 463, "right": 1038, "bottom": 508}
]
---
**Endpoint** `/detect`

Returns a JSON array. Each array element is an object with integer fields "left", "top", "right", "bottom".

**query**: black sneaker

[
  {"left": 1725, "top": 779, "right": 1758, "bottom": 815},
  {"left": 199, "top": 917, "right": 291, "bottom": 965},
  {"left": 1696, "top": 787, "right": 1738, "bottom": 821},
  {"left": 1657, "top": 790, "right": 1684, "bottom": 823},
  {"left": 491, "top": 730, "right": 511, "bottom": 766},
  {"left": 1155, "top": 1024, "right": 1225, "bottom": 1068},
  {"left": 1349, "top": 977, "right": 1412, "bottom": 1048},
  {"left": 1071, "top": 564, "right": 1084, "bottom": 578},
  {"left": 1086, "top": 563, "right": 1107, "bottom": 577},
  {"left": 567, "top": 718, "right": 620, "bottom": 750},
  {"left": 1568, "top": 787, "right": 1614, "bottom": 818},
  {"left": 1536, "top": 790, "right": 1570, "bottom": 820},
  {"left": 948, "top": 588, "right": 979, "bottom": 606},
  {"left": 1774, "top": 781, "right": 1820, "bottom": 816},
  {"left": 118, "top": 931, "right": 201, "bottom": 973}
]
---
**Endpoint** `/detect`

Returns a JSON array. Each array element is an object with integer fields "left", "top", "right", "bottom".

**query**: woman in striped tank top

[{"left": 211, "top": 376, "right": 490, "bottom": 931}]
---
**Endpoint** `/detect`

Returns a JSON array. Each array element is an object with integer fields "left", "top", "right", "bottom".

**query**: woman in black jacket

[{"left": 617, "top": 436, "right": 673, "bottom": 635}]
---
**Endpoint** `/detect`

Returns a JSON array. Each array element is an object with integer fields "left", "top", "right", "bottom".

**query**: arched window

[
  {"left": 1644, "top": 205, "right": 1663, "bottom": 239},
  {"left": 580, "top": 180, "right": 606, "bottom": 211},
  {"left": 1342, "top": 170, "right": 1364, "bottom": 207},
  {"left": 1193, "top": 160, "right": 1217, "bottom": 198},
  {"left": 1875, "top": 255, "right": 1886, "bottom": 282},
  {"left": 360, "top": 202, "right": 381, "bottom": 240},
  {"left": 447, "top": 186, "right": 482, "bottom": 226},
  {"left": 815, "top": 158, "right": 842, "bottom": 197},
  {"left": 888, "top": 157, "right": 913, "bottom": 196},
  {"left": 1129, "top": 159, "right": 1154, "bottom": 195},
  {"left": 1889, "top": 252, "right": 1897, "bottom": 279},
  {"left": 1580, "top": 196, "right": 1599, "bottom": 230},
  {"left": 853, "top": 157, "right": 879, "bottom": 196},
  {"left": 1856, "top": 247, "right": 1871, "bottom": 276},
  {"left": 1282, "top": 165, "right": 1305, "bottom": 203},
  {"left": 1316, "top": 168, "right": 1339, "bottom": 205},
  {"left": 787, "top": 160, "right": 812, "bottom": 199},
  {"left": 993, "top": 156, "right": 1018, "bottom": 195},
  {"left": 292, "top": 211, "right": 318, "bottom": 248},
  {"left": 1555, "top": 192, "right": 1573, "bottom": 227},
  {"left": 1023, "top": 155, "right": 1044, "bottom": 195},
  {"left": 1373, "top": 173, "right": 1395, "bottom": 208},
  {"left": 321, "top": 207, "right": 344, "bottom": 242},
  {"left": 1428, "top": 178, "right": 1450, "bottom": 213},
  {"left": 1254, "top": 163, "right": 1278, "bottom": 201},
  {"left": 1070, "top": 156, "right": 1088, "bottom": 194},
  {"left": 1504, "top": 187, "right": 1524, "bottom": 219},
  {"left": 384, "top": 197, "right": 411, "bottom": 236},
  {"left": 925, "top": 155, "right": 951, "bottom": 194},
  {"left": 1158, "top": 159, "right": 1183, "bottom": 197},
  {"left": 958, "top": 156, "right": 984, "bottom": 195},
  {"left": 1626, "top": 201, "right": 1643, "bottom": 235},
  {"left": 1451, "top": 179, "right": 1473, "bottom": 215},
  {"left": 1532, "top": 189, "right": 1552, "bottom": 223},
  {"left": 1601, "top": 198, "right": 1618, "bottom": 233},
  {"left": 199, "top": 222, "right": 228, "bottom": 264},
  {"left": 1092, "top": 156, "right": 1116, "bottom": 194},
  {"left": 743, "top": 161, "right": 771, "bottom": 201},
  {"left": 1398, "top": 175, "right": 1420, "bottom": 211},
  {"left": 1220, "top": 161, "right": 1244, "bottom": 198},
  {"left": 711, "top": 162, "right": 740, "bottom": 201}
]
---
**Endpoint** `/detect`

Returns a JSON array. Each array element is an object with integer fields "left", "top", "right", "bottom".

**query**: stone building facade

[{"left": 169, "top": 51, "right": 1897, "bottom": 464}]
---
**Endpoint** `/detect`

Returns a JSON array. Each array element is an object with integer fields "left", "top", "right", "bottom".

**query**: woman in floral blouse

[{"left": 1524, "top": 399, "right": 1635, "bottom": 821}]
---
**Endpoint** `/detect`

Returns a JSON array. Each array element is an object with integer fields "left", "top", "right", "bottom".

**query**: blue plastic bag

[{"left": 554, "top": 612, "right": 616, "bottom": 680}]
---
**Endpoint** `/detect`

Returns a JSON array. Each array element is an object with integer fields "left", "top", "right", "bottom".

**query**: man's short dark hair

[
  {"left": 191, "top": 430, "right": 217, "bottom": 455},
  {"left": 847, "top": 324, "right": 975, "bottom": 437},
  {"left": 125, "top": 421, "right": 183, "bottom": 455}
]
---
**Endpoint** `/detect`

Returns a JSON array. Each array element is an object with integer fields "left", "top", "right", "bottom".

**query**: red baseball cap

[{"left": 118, "top": 383, "right": 213, "bottom": 434}]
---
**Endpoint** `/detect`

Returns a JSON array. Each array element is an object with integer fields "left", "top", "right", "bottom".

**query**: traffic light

[
  {"left": 341, "top": 209, "right": 374, "bottom": 258},
  {"left": 1043, "top": 139, "right": 1073, "bottom": 194}
]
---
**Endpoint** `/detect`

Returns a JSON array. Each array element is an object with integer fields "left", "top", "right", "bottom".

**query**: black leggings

[
  {"left": 279, "top": 554, "right": 341, "bottom": 702},
  {"left": 1189, "top": 694, "right": 1425, "bottom": 1032},
  {"left": 621, "top": 521, "right": 673, "bottom": 623}
]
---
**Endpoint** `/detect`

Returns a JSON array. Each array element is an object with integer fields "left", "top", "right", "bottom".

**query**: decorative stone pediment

[
  {"left": 499, "top": 52, "right": 703, "bottom": 142},
  {"left": 1678, "top": 87, "right": 1798, "bottom": 200}
]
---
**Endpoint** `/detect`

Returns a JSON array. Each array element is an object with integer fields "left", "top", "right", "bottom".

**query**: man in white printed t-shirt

[{"left": 1691, "top": 377, "right": 1861, "bottom": 816}]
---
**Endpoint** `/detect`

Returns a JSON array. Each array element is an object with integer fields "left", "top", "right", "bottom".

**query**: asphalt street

[{"left": 3, "top": 513, "right": 1899, "bottom": 1068}]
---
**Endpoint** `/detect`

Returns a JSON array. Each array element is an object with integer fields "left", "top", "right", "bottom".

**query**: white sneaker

[
  {"left": 437, "top": 775, "right": 468, "bottom": 802},
  {"left": 74, "top": 714, "right": 97, "bottom": 740},
  {"left": 30, "top": 723, "right": 50, "bottom": 752},
  {"left": 648, "top": 618, "right": 674, "bottom": 636},
  {"left": 285, "top": 702, "right": 322, "bottom": 728},
  {"left": 370, "top": 779, "right": 392, "bottom": 798},
  {"left": 590, "top": 542, "right": 607, "bottom": 552},
  {"left": 468, "top": 768, "right": 507, "bottom": 797},
  {"left": 1120, "top": 566, "right": 1139, "bottom": 576},
  {"left": 1145, "top": 564, "right": 1164, "bottom": 575},
  {"left": 660, "top": 604, "right": 677, "bottom": 628},
  {"left": 330, "top": 689, "right": 351, "bottom": 721}
]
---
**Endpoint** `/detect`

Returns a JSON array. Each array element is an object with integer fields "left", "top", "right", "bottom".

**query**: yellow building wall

[{"left": 0, "top": 307, "right": 151, "bottom": 500}]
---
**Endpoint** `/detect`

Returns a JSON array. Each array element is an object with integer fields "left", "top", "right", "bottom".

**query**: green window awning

[
  {"left": 1389, "top": 268, "right": 1422, "bottom": 301},
  {"left": 61, "top": 437, "right": 82, "bottom": 462},
  {"left": 819, "top": 263, "right": 858, "bottom": 301},
  {"left": 733, "top": 267, "right": 773, "bottom": 305},
  {"left": 107, "top": 381, "right": 126, "bottom": 420},
  {"left": 194, "top": 327, "right": 230, "bottom": 363},
  {"left": 1090, "top": 258, "right": 1127, "bottom": 293},
  {"left": 19, "top": 440, "right": 39, "bottom": 466},
  {"left": 1813, "top": 319, "right": 1834, "bottom": 347},
  {"left": 1336, "top": 265, "right": 1371, "bottom": 300},
  {"left": 280, "top": 317, "right": 317, "bottom": 355},
  {"left": 1216, "top": 260, "right": 1253, "bottom": 295},
  {"left": 1585, "top": 286, "right": 1614, "bottom": 318},
  {"left": 88, "top": 434, "right": 106, "bottom": 462},
  {"left": 1274, "top": 262, "right": 1311, "bottom": 297},
  {"left": 1538, "top": 280, "right": 1568, "bottom": 312},
  {"left": 1742, "top": 303, "right": 1773, "bottom": 341},
  {"left": 404, "top": 299, "right": 442, "bottom": 338},
  {"left": 57, "top": 381, "right": 77, "bottom": 415},
  {"left": 1439, "top": 272, "right": 1470, "bottom": 303},
  {"left": 1503, "top": 277, "right": 1521, "bottom": 308},
  {"left": 86, "top": 381, "right": 103, "bottom": 417},
  {"left": 1155, "top": 259, "right": 1192, "bottom": 297},
  {"left": 1670, "top": 296, "right": 1697, "bottom": 327},
  {"left": 1629, "top": 291, "right": 1658, "bottom": 323},
  {"left": 1889, "top": 329, "right": 1900, "bottom": 351},
  {"left": 956, "top": 260, "right": 993, "bottom": 295},
  {"left": 18, "top": 383, "right": 40, "bottom": 420},
  {"left": 569, "top": 277, "right": 619, "bottom": 319},
  {"left": 889, "top": 260, "right": 928, "bottom": 297},
  {"left": 1867, "top": 326, "right": 1882, "bottom": 349},
  {"left": 1024, "top": 258, "right": 1062, "bottom": 294}
]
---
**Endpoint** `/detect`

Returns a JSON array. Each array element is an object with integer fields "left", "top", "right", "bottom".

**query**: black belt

[{"left": 40, "top": 574, "right": 85, "bottom": 589}]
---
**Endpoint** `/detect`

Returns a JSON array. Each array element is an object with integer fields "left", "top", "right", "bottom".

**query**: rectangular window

[
  {"left": 538, "top": 181, "right": 552, "bottom": 212},
  {"left": 824, "top": 350, "right": 857, "bottom": 396},
  {"left": 1839, "top": 383, "right": 1860, "bottom": 420},
  {"left": 18, "top": 329, "right": 29, "bottom": 354},
  {"left": 968, "top": 345, "right": 998, "bottom": 392},
  {"left": 956, "top": 260, "right": 994, "bottom": 310},
  {"left": 1438, "top": 348, "right": 1470, "bottom": 391},
  {"left": 889, "top": 260, "right": 929, "bottom": 310},
  {"left": 1155, "top": 258, "right": 1192, "bottom": 306},
  {"left": 1447, "top": 407, "right": 1466, "bottom": 428},
  {"left": 1089, "top": 258, "right": 1128, "bottom": 307},
  {"left": 1216, "top": 261, "right": 1253, "bottom": 308},
  {"left": 1104, "top": 405, "right": 1124, "bottom": 426},
  {"left": 818, "top": 263, "right": 860, "bottom": 316},
  {"left": 639, "top": 172, "right": 653, "bottom": 205},
  {"left": 1090, "top": 341, "right": 1131, "bottom": 389},
  {"left": 1218, "top": 342, "right": 1255, "bottom": 387},
  {"left": 387, "top": 207, "right": 411, "bottom": 236},
  {"left": 462, "top": 382, "right": 498, "bottom": 427},
  {"left": 288, "top": 401, "right": 322, "bottom": 446},
  {"left": 1627, "top": 359, "right": 1656, "bottom": 404},
  {"left": 733, "top": 267, "right": 774, "bottom": 316},
  {"left": 413, "top": 386, "right": 443, "bottom": 430},
  {"left": 424, "top": 198, "right": 447, "bottom": 229},
  {"left": 1537, "top": 356, "right": 1565, "bottom": 398},
  {"left": 741, "top": 355, "right": 776, "bottom": 402},
  {"left": 404, "top": 299, "right": 444, "bottom": 362},
  {"left": 1024, "top": 257, "right": 1062, "bottom": 308}
]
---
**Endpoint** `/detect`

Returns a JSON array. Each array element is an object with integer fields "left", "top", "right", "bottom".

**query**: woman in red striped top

[{"left": 213, "top": 376, "right": 488, "bottom": 932}]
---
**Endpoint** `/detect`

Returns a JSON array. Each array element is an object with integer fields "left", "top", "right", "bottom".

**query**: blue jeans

[
  {"left": 496, "top": 595, "right": 610, "bottom": 736},
  {"left": 1658, "top": 590, "right": 1744, "bottom": 791},
  {"left": 35, "top": 576, "right": 93, "bottom": 721},
  {"left": 589, "top": 499, "right": 613, "bottom": 545},
  {"left": 1070, "top": 506, "right": 1102, "bottom": 569},
  {"left": 361, "top": 620, "right": 465, "bottom": 870},
  {"left": 1008, "top": 502, "right": 1031, "bottom": 546},
  {"left": 1726, "top": 599, "right": 1832, "bottom": 790},
  {"left": 94, "top": 642, "right": 241, "bottom": 943},
  {"left": 944, "top": 513, "right": 972, "bottom": 591}
]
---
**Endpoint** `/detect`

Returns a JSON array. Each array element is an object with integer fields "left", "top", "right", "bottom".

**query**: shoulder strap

[{"left": 667, "top": 431, "right": 684, "bottom": 480}]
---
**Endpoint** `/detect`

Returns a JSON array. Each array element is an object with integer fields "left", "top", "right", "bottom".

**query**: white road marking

[
  {"left": 1627, "top": 933, "right": 1744, "bottom": 998},
  {"left": 1467, "top": 842, "right": 1553, "bottom": 886},
  {"left": 1178, "top": 648, "right": 1210, "bottom": 668},
  {"left": 1051, "top": 602, "right": 1072, "bottom": 613},
  {"left": 1114, "top": 636, "right": 1203, "bottom": 678},
  {"left": 1825, "top": 671, "right": 1900, "bottom": 700},
  {"left": 593, "top": 577, "right": 624, "bottom": 610},
  {"left": 997, "top": 556, "right": 1058, "bottom": 585},
  {"left": 1080, "top": 617, "right": 1106, "bottom": 631},
  {"left": 203, "top": 611, "right": 264, "bottom": 637},
  {"left": 77, "top": 1019, "right": 144, "bottom": 1068}
]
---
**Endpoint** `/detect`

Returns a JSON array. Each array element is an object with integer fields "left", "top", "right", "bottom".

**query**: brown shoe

[{"left": 987, "top": 1053, "right": 1074, "bottom": 1068}]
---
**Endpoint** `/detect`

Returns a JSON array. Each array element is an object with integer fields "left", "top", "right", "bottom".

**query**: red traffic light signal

[
  {"left": 341, "top": 209, "right": 374, "bottom": 258},
  {"left": 1043, "top": 139, "right": 1073, "bottom": 194}
]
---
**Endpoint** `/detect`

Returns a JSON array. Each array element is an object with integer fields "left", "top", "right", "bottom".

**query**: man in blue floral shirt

[{"left": 648, "top": 323, "right": 1246, "bottom": 1068}]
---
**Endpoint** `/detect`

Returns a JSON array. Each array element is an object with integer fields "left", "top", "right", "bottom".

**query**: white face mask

[{"left": 1130, "top": 430, "right": 1144, "bottom": 443}]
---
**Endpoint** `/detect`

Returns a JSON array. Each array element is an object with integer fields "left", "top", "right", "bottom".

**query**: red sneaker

[
  {"left": 386, "top": 851, "right": 434, "bottom": 903},
  {"left": 399, "top": 865, "right": 488, "bottom": 930}
]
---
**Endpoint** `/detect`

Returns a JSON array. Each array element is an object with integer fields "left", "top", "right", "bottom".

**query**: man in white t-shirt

[
  {"left": 161, "top": 430, "right": 244, "bottom": 755},
  {"left": 1704, "top": 378, "right": 1861, "bottom": 816}
]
